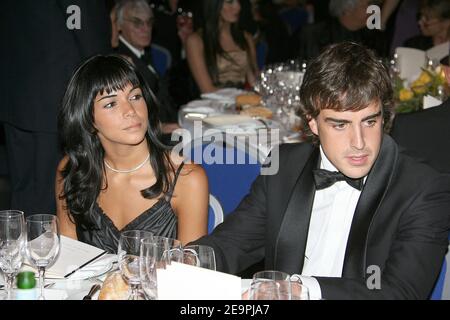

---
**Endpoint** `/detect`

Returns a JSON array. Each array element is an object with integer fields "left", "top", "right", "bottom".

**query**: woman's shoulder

[
  {"left": 57, "top": 155, "right": 69, "bottom": 172},
  {"left": 169, "top": 152, "right": 206, "bottom": 182},
  {"left": 186, "top": 31, "right": 204, "bottom": 48}
]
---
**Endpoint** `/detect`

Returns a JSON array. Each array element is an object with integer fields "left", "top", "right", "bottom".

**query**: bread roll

[
  {"left": 98, "top": 271, "right": 129, "bottom": 300},
  {"left": 240, "top": 106, "right": 273, "bottom": 119},
  {"left": 235, "top": 93, "right": 262, "bottom": 107}
]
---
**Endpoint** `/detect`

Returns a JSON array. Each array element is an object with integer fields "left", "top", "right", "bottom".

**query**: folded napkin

[{"left": 203, "top": 114, "right": 256, "bottom": 126}]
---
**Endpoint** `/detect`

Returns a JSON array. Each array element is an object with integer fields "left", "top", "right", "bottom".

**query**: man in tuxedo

[
  {"left": 114, "top": 0, "right": 178, "bottom": 127},
  {"left": 1, "top": 1, "right": 111, "bottom": 216},
  {"left": 193, "top": 42, "right": 450, "bottom": 299}
]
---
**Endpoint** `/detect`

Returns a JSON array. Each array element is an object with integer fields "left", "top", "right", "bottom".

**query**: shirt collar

[{"left": 119, "top": 36, "right": 145, "bottom": 58}]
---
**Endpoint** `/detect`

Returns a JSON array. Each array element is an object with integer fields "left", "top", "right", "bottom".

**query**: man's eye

[
  {"left": 365, "top": 120, "right": 377, "bottom": 127},
  {"left": 333, "top": 123, "right": 346, "bottom": 130}
]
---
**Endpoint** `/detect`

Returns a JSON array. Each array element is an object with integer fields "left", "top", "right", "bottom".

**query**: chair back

[
  {"left": 185, "top": 138, "right": 261, "bottom": 231},
  {"left": 150, "top": 44, "right": 172, "bottom": 77},
  {"left": 430, "top": 234, "right": 450, "bottom": 300}
]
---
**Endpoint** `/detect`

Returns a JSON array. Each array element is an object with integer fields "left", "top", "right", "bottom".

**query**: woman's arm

[
  {"left": 172, "top": 163, "right": 209, "bottom": 245},
  {"left": 185, "top": 32, "right": 218, "bottom": 93},
  {"left": 55, "top": 156, "right": 78, "bottom": 240},
  {"left": 244, "top": 32, "right": 259, "bottom": 87}
]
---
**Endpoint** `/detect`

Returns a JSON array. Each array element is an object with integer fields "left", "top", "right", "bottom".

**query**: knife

[{"left": 82, "top": 284, "right": 101, "bottom": 300}]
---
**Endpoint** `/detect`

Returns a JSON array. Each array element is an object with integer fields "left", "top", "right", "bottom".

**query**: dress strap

[{"left": 166, "top": 162, "right": 185, "bottom": 201}]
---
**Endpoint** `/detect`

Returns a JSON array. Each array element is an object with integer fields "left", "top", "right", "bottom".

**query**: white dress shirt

[{"left": 295, "top": 147, "right": 364, "bottom": 300}]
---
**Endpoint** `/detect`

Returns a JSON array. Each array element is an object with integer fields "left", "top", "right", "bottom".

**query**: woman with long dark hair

[
  {"left": 56, "top": 54, "right": 208, "bottom": 253},
  {"left": 185, "top": 0, "right": 258, "bottom": 93}
]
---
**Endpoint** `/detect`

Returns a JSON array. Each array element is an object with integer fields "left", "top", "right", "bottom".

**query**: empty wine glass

[
  {"left": 139, "top": 236, "right": 182, "bottom": 300},
  {"left": 182, "top": 245, "right": 216, "bottom": 271},
  {"left": 25, "top": 214, "right": 60, "bottom": 300},
  {"left": 117, "top": 230, "right": 153, "bottom": 300},
  {"left": 0, "top": 210, "right": 25, "bottom": 300}
]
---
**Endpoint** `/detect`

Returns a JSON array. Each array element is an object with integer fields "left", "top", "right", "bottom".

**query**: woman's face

[
  {"left": 220, "top": 0, "right": 241, "bottom": 24},
  {"left": 418, "top": 8, "right": 450, "bottom": 37},
  {"left": 93, "top": 83, "right": 148, "bottom": 148}
]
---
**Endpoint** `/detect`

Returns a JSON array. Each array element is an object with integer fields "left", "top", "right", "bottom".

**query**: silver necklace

[{"left": 104, "top": 153, "right": 150, "bottom": 173}]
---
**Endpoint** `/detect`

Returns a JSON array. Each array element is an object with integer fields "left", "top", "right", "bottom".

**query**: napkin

[
  {"left": 203, "top": 114, "right": 257, "bottom": 126},
  {"left": 157, "top": 262, "right": 241, "bottom": 300},
  {"left": 423, "top": 95, "right": 442, "bottom": 109}
]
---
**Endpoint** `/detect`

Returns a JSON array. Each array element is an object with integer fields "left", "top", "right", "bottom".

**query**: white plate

[{"left": 66, "top": 261, "right": 113, "bottom": 281}]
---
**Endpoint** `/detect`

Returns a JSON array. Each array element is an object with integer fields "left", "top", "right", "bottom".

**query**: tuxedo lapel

[
  {"left": 342, "top": 135, "right": 398, "bottom": 278},
  {"left": 274, "top": 147, "right": 319, "bottom": 274}
]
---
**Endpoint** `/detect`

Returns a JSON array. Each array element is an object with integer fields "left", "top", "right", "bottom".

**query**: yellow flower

[
  {"left": 417, "top": 70, "right": 432, "bottom": 84},
  {"left": 399, "top": 88, "right": 414, "bottom": 101}
]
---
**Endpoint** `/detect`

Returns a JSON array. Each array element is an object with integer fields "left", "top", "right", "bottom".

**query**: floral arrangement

[{"left": 394, "top": 65, "right": 448, "bottom": 114}]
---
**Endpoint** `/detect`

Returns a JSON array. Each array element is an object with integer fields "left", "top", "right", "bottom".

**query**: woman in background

[
  {"left": 185, "top": 0, "right": 258, "bottom": 93},
  {"left": 56, "top": 55, "right": 208, "bottom": 253}
]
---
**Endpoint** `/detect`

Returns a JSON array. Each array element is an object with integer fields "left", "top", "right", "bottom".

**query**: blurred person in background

[
  {"left": 185, "top": 0, "right": 258, "bottom": 93},
  {"left": 0, "top": 0, "right": 112, "bottom": 216},
  {"left": 403, "top": 0, "right": 450, "bottom": 50}
]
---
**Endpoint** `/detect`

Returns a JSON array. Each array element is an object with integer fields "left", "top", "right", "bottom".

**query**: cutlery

[{"left": 82, "top": 284, "right": 101, "bottom": 300}]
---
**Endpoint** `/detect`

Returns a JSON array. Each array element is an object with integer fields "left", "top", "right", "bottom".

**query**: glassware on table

[
  {"left": 117, "top": 230, "right": 153, "bottom": 300},
  {"left": 0, "top": 210, "right": 25, "bottom": 300},
  {"left": 249, "top": 270, "right": 309, "bottom": 300},
  {"left": 182, "top": 245, "right": 216, "bottom": 271},
  {"left": 25, "top": 214, "right": 60, "bottom": 300},
  {"left": 139, "top": 236, "right": 182, "bottom": 300}
]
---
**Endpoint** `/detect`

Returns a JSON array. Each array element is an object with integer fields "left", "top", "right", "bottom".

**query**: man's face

[
  {"left": 120, "top": 6, "right": 154, "bottom": 51},
  {"left": 308, "top": 102, "right": 383, "bottom": 179},
  {"left": 341, "top": 0, "right": 370, "bottom": 31}
]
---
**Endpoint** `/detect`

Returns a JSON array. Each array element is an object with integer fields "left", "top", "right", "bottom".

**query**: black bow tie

[{"left": 313, "top": 169, "right": 364, "bottom": 191}]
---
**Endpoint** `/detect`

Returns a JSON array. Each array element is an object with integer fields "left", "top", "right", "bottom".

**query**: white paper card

[
  {"left": 23, "top": 235, "right": 106, "bottom": 279},
  {"left": 423, "top": 95, "right": 442, "bottom": 109},
  {"left": 157, "top": 262, "right": 241, "bottom": 300}
]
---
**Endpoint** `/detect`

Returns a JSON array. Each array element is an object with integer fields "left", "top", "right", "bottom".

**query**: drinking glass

[
  {"left": 182, "top": 245, "right": 216, "bottom": 271},
  {"left": 0, "top": 210, "right": 25, "bottom": 300},
  {"left": 139, "top": 236, "right": 182, "bottom": 300},
  {"left": 249, "top": 270, "right": 292, "bottom": 300},
  {"left": 117, "top": 230, "right": 153, "bottom": 300},
  {"left": 25, "top": 214, "right": 60, "bottom": 300}
]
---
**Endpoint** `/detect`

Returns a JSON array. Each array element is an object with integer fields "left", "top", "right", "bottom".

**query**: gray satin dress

[{"left": 76, "top": 164, "right": 183, "bottom": 253}]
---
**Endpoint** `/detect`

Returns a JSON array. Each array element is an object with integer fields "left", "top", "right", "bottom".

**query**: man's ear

[{"left": 308, "top": 117, "right": 318, "bottom": 136}]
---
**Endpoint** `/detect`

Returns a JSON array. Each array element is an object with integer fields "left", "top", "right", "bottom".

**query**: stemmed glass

[
  {"left": 117, "top": 230, "right": 153, "bottom": 300},
  {"left": 182, "top": 245, "right": 216, "bottom": 271},
  {"left": 139, "top": 236, "right": 183, "bottom": 300},
  {"left": 25, "top": 214, "right": 60, "bottom": 300},
  {"left": 0, "top": 210, "right": 25, "bottom": 300}
]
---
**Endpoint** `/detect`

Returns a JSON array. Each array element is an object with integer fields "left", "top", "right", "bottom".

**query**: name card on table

[{"left": 157, "top": 262, "right": 242, "bottom": 300}]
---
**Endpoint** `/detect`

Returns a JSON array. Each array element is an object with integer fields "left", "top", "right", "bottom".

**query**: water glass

[
  {"left": 117, "top": 230, "right": 153, "bottom": 300},
  {"left": 182, "top": 245, "right": 216, "bottom": 271},
  {"left": 0, "top": 210, "right": 25, "bottom": 300}
]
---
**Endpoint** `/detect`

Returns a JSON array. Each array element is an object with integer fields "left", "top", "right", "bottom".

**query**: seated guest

[
  {"left": 296, "top": 0, "right": 389, "bottom": 60},
  {"left": 185, "top": 0, "right": 259, "bottom": 93},
  {"left": 114, "top": 0, "right": 178, "bottom": 132},
  {"left": 391, "top": 58, "right": 450, "bottom": 174},
  {"left": 192, "top": 42, "right": 450, "bottom": 299},
  {"left": 56, "top": 55, "right": 209, "bottom": 253},
  {"left": 403, "top": 0, "right": 450, "bottom": 51}
]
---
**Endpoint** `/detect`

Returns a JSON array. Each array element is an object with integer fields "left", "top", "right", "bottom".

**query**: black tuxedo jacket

[
  {"left": 391, "top": 99, "right": 450, "bottom": 174},
  {"left": 194, "top": 135, "right": 450, "bottom": 299},
  {"left": 115, "top": 42, "right": 159, "bottom": 93}
]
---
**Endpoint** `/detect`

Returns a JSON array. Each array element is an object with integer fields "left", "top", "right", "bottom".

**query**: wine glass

[
  {"left": 117, "top": 230, "right": 153, "bottom": 300},
  {"left": 25, "top": 214, "right": 60, "bottom": 300},
  {"left": 0, "top": 210, "right": 25, "bottom": 300},
  {"left": 139, "top": 236, "right": 182, "bottom": 300},
  {"left": 182, "top": 245, "right": 216, "bottom": 271}
]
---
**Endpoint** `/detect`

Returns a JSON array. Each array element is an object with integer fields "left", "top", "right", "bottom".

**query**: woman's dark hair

[
  {"left": 58, "top": 54, "right": 174, "bottom": 224},
  {"left": 299, "top": 42, "right": 394, "bottom": 143},
  {"left": 200, "top": 0, "right": 252, "bottom": 84}
]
